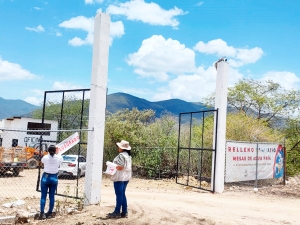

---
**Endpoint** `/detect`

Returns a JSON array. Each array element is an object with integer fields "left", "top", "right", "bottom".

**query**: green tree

[
  {"left": 104, "top": 108, "right": 155, "bottom": 148},
  {"left": 144, "top": 112, "right": 177, "bottom": 148},
  {"left": 282, "top": 117, "right": 300, "bottom": 176},
  {"left": 204, "top": 79, "right": 300, "bottom": 125}
]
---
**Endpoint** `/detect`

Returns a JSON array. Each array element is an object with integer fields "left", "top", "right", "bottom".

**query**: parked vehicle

[
  {"left": 0, "top": 147, "right": 27, "bottom": 176},
  {"left": 58, "top": 155, "right": 86, "bottom": 178},
  {"left": 25, "top": 143, "right": 49, "bottom": 169}
]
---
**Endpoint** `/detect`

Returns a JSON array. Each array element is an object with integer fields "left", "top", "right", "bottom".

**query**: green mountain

[
  {"left": 0, "top": 97, "right": 39, "bottom": 120},
  {"left": 0, "top": 93, "right": 209, "bottom": 120},
  {"left": 106, "top": 93, "right": 209, "bottom": 117}
]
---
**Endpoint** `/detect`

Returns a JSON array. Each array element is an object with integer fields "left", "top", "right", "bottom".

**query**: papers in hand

[{"left": 104, "top": 161, "right": 117, "bottom": 175}]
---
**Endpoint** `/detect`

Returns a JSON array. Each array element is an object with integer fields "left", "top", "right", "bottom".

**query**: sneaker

[
  {"left": 107, "top": 212, "right": 121, "bottom": 218},
  {"left": 45, "top": 212, "right": 54, "bottom": 219},
  {"left": 121, "top": 212, "right": 128, "bottom": 218},
  {"left": 39, "top": 212, "right": 46, "bottom": 220}
]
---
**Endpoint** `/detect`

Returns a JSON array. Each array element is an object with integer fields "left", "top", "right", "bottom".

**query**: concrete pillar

[
  {"left": 84, "top": 13, "right": 110, "bottom": 205},
  {"left": 211, "top": 59, "right": 228, "bottom": 193}
]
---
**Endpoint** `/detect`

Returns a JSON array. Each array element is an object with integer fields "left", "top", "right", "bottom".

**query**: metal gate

[
  {"left": 36, "top": 89, "right": 91, "bottom": 199},
  {"left": 176, "top": 109, "right": 218, "bottom": 192}
]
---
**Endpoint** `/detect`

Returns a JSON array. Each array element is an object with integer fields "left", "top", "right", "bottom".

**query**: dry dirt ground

[{"left": 1, "top": 171, "right": 300, "bottom": 225}]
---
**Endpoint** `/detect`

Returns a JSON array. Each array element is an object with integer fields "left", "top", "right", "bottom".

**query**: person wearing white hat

[{"left": 107, "top": 140, "right": 132, "bottom": 219}]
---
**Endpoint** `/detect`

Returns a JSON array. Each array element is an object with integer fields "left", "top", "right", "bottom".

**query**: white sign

[
  {"left": 56, "top": 132, "right": 80, "bottom": 155},
  {"left": 104, "top": 161, "right": 117, "bottom": 175},
  {"left": 225, "top": 142, "right": 284, "bottom": 182}
]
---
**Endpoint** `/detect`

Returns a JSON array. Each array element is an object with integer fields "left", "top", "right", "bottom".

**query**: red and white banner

[
  {"left": 225, "top": 142, "right": 284, "bottom": 182},
  {"left": 56, "top": 132, "right": 80, "bottom": 155}
]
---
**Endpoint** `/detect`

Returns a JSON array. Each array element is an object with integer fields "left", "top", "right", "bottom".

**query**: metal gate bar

[
  {"left": 176, "top": 109, "right": 218, "bottom": 192},
  {"left": 36, "top": 89, "right": 91, "bottom": 199}
]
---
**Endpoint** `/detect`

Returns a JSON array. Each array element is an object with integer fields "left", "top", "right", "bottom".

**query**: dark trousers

[
  {"left": 40, "top": 173, "right": 58, "bottom": 213},
  {"left": 113, "top": 181, "right": 129, "bottom": 213}
]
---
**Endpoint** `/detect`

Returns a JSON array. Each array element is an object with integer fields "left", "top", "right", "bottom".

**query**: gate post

[
  {"left": 212, "top": 58, "right": 228, "bottom": 193},
  {"left": 84, "top": 13, "right": 110, "bottom": 204}
]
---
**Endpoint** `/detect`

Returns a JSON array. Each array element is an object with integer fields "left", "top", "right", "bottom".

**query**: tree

[
  {"left": 204, "top": 79, "right": 300, "bottom": 125},
  {"left": 144, "top": 112, "right": 178, "bottom": 148},
  {"left": 282, "top": 117, "right": 300, "bottom": 176},
  {"left": 192, "top": 112, "right": 282, "bottom": 144},
  {"left": 104, "top": 108, "right": 156, "bottom": 148}
]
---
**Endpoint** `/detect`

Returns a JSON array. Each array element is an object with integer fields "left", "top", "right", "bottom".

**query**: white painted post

[
  {"left": 211, "top": 59, "right": 228, "bottom": 193},
  {"left": 84, "top": 13, "right": 110, "bottom": 205}
]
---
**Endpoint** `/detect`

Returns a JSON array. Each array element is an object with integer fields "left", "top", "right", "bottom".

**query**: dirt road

[{"left": 1, "top": 170, "right": 299, "bottom": 225}]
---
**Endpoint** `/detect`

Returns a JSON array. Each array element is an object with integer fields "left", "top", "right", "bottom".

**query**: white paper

[{"left": 104, "top": 161, "right": 117, "bottom": 175}]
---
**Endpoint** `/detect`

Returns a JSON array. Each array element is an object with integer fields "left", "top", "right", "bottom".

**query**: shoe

[
  {"left": 107, "top": 212, "right": 121, "bottom": 218},
  {"left": 39, "top": 212, "right": 46, "bottom": 220},
  {"left": 121, "top": 212, "right": 128, "bottom": 218},
  {"left": 45, "top": 212, "right": 54, "bottom": 218}
]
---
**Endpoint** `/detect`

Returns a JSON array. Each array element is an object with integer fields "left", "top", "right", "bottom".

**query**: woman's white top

[
  {"left": 110, "top": 152, "right": 132, "bottom": 181},
  {"left": 42, "top": 154, "right": 63, "bottom": 174}
]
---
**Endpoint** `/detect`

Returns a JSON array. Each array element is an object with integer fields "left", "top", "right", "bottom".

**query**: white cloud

[
  {"left": 194, "top": 39, "right": 263, "bottom": 67},
  {"left": 85, "top": 0, "right": 103, "bottom": 4},
  {"left": 152, "top": 65, "right": 243, "bottom": 102},
  {"left": 196, "top": 2, "right": 203, "bottom": 6},
  {"left": 49, "top": 28, "right": 62, "bottom": 37},
  {"left": 110, "top": 21, "right": 125, "bottom": 38},
  {"left": 68, "top": 33, "right": 94, "bottom": 46},
  {"left": 0, "top": 57, "right": 38, "bottom": 81},
  {"left": 25, "top": 25, "right": 45, "bottom": 32},
  {"left": 33, "top": 7, "right": 42, "bottom": 10},
  {"left": 194, "top": 39, "right": 236, "bottom": 57},
  {"left": 106, "top": 0, "right": 187, "bottom": 28},
  {"left": 152, "top": 66, "right": 216, "bottom": 102},
  {"left": 24, "top": 96, "right": 42, "bottom": 106},
  {"left": 30, "top": 89, "right": 44, "bottom": 96},
  {"left": 56, "top": 31, "right": 62, "bottom": 37},
  {"left": 24, "top": 89, "right": 44, "bottom": 106},
  {"left": 59, "top": 16, "right": 124, "bottom": 46},
  {"left": 59, "top": 16, "right": 94, "bottom": 32},
  {"left": 261, "top": 71, "right": 300, "bottom": 90},
  {"left": 52, "top": 81, "right": 82, "bottom": 90},
  {"left": 127, "top": 35, "right": 196, "bottom": 81}
]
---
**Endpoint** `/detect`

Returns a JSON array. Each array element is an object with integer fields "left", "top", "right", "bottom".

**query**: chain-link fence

[
  {"left": 0, "top": 128, "right": 91, "bottom": 216},
  {"left": 224, "top": 141, "right": 285, "bottom": 189},
  {"left": 104, "top": 147, "right": 178, "bottom": 179}
]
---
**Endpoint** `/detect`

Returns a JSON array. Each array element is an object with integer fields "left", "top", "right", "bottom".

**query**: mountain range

[
  {"left": 0, "top": 97, "right": 40, "bottom": 120},
  {"left": 0, "top": 93, "right": 209, "bottom": 120}
]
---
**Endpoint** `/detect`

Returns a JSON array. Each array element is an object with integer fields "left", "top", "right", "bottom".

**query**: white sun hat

[{"left": 116, "top": 140, "right": 131, "bottom": 150}]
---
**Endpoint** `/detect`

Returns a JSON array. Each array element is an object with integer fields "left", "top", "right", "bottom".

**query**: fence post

[
  {"left": 84, "top": 13, "right": 110, "bottom": 205},
  {"left": 212, "top": 59, "right": 229, "bottom": 193},
  {"left": 283, "top": 138, "right": 286, "bottom": 185},
  {"left": 255, "top": 142, "right": 258, "bottom": 188}
]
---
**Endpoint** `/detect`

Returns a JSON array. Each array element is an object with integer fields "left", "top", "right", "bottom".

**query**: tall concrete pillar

[
  {"left": 84, "top": 13, "right": 110, "bottom": 204},
  {"left": 211, "top": 59, "right": 228, "bottom": 193}
]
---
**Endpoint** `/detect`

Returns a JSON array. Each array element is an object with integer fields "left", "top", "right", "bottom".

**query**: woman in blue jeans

[
  {"left": 107, "top": 140, "right": 132, "bottom": 219},
  {"left": 39, "top": 145, "right": 63, "bottom": 220}
]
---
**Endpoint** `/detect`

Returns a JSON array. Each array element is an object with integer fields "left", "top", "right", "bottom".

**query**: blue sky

[{"left": 0, "top": 0, "right": 299, "bottom": 105}]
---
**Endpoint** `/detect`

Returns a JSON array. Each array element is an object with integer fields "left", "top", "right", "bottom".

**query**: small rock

[
  {"left": 200, "top": 181, "right": 208, "bottom": 187},
  {"left": 67, "top": 207, "right": 75, "bottom": 214},
  {"left": 16, "top": 209, "right": 30, "bottom": 223}
]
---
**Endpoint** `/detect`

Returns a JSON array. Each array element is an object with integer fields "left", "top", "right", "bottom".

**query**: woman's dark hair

[
  {"left": 122, "top": 149, "right": 131, "bottom": 156},
  {"left": 48, "top": 145, "right": 56, "bottom": 157}
]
